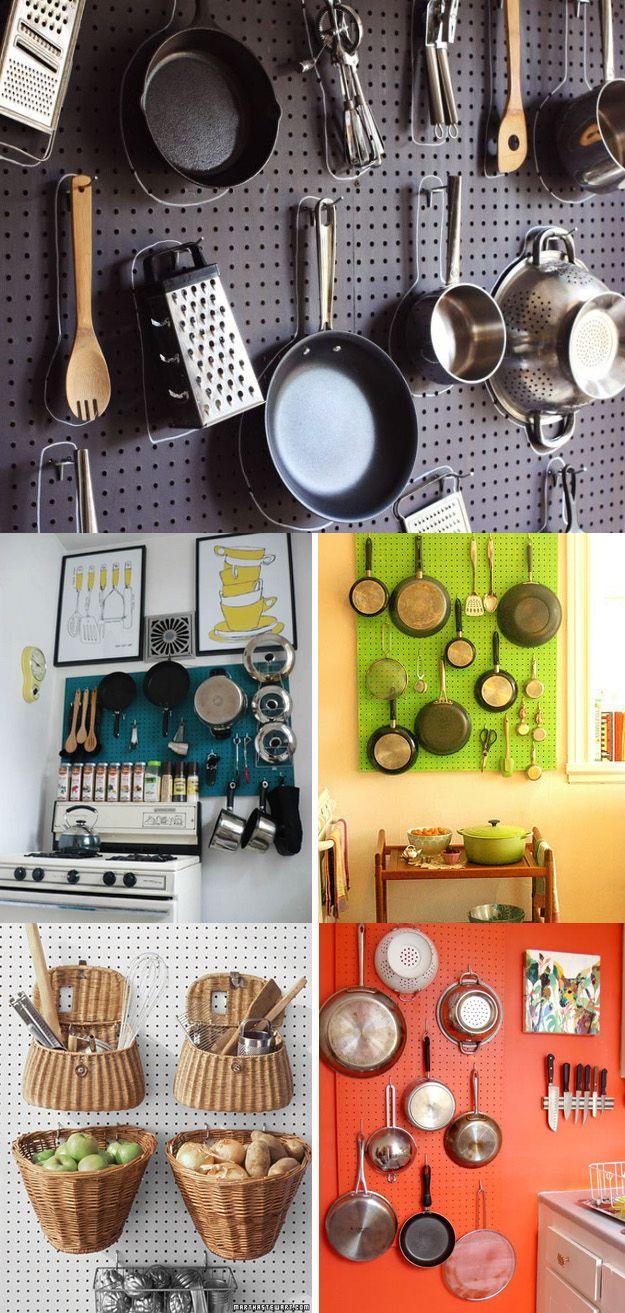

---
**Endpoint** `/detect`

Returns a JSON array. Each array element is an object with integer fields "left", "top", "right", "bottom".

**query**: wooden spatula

[
  {"left": 497, "top": 0, "right": 528, "bottom": 173},
  {"left": 76, "top": 688, "right": 90, "bottom": 745},
  {"left": 65, "top": 175, "right": 111, "bottom": 422},
  {"left": 64, "top": 688, "right": 82, "bottom": 754},
  {"left": 220, "top": 977, "right": 307, "bottom": 1056},
  {"left": 26, "top": 925, "right": 64, "bottom": 1045},
  {"left": 210, "top": 978, "right": 283, "bottom": 1054}
]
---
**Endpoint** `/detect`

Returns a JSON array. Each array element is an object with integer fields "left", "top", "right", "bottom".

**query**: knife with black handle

[
  {"left": 546, "top": 1053, "right": 559, "bottom": 1132},
  {"left": 574, "top": 1062, "right": 583, "bottom": 1124},
  {"left": 600, "top": 1067, "right": 608, "bottom": 1112},
  {"left": 592, "top": 1066, "right": 599, "bottom": 1118},
  {"left": 583, "top": 1063, "right": 591, "bottom": 1124},
  {"left": 562, "top": 1062, "right": 572, "bottom": 1120}
]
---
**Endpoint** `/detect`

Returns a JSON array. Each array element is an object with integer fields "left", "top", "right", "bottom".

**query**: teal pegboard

[
  {"left": 355, "top": 533, "right": 559, "bottom": 773},
  {"left": 62, "top": 665, "right": 295, "bottom": 797}
]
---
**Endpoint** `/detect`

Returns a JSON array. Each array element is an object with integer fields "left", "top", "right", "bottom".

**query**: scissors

[{"left": 479, "top": 727, "right": 497, "bottom": 772}]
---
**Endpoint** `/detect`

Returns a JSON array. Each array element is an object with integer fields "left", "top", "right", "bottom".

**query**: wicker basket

[
  {"left": 13, "top": 1124, "right": 156, "bottom": 1254},
  {"left": 22, "top": 964, "right": 145, "bottom": 1112},
  {"left": 173, "top": 972, "right": 293, "bottom": 1113},
  {"left": 166, "top": 1129, "right": 311, "bottom": 1261}
]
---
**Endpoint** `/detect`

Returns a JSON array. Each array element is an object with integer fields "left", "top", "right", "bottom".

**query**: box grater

[
  {"left": 394, "top": 465, "right": 472, "bottom": 531},
  {"left": 0, "top": 0, "right": 86, "bottom": 136},
  {"left": 139, "top": 243, "right": 264, "bottom": 431}
]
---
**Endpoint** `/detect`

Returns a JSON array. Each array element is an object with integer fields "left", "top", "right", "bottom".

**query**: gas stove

[{"left": 0, "top": 802, "right": 202, "bottom": 923}]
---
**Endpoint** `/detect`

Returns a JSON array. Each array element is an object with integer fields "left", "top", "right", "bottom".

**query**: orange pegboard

[{"left": 329, "top": 922, "right": 506, "bottom": 1239}]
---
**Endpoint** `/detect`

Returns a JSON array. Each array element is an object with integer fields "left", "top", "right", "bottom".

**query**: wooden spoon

[
  {"left": 221, "top": 977, "right": 307, "bottom": 1056},
  {"left": 497, "top": 0, "right": 528, "bottom": 173},
  {"left": 65, "top": 175, "right": 111, "bottom": 422},
  {"left": 84, "top": 687, "right": 98, "bottom": 753},
  {"left": 76, "top": 688, "right": 90, "bottom": 745},
  {"left": 501, "top": 713, "right": 514, "bottom": 777},
  {"left": 64, "top": 688, "right": 82, "bottom": 754}
]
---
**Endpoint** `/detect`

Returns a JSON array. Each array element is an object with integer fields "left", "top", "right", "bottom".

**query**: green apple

[
  {"left": 64, "top": 1132, "right": 99, "bottom": 1162},
  {"left": 77, "top": 1153, "right": 109, "bottom": 1173},
  {"left": 115, "top": 1141, "right": 141, "bottom": 1165},
  {"left": 106, "top": 1141, "right": 124, "bottom": 1163},
  {"left": 55, "top": 1154, "right": 78, "bottom": 1172},
  {"left": 101, "top": 1149, "right": 117, "bottom": 1166},
  {"left": 43, "top": 1157, "right": 69, "bottom": 1172},
  {"left": 34, "top": 1149, "right": 56, "bottom": 1164}
]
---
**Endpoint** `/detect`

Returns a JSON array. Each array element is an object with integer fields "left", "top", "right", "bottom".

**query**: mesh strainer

[
  {"left": 364, "top": 622, "right": 407, "bottom": 701},
  {"left": 436, "top": 970, "right": 503, "bottom": 1054},
  {"left": 374, "top": 927, "right": 439, "bottom": 996}
]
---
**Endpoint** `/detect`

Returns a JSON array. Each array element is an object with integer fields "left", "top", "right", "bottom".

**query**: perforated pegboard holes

[{"left": 2, "top": 0, "right": 624, "bottom": 531}]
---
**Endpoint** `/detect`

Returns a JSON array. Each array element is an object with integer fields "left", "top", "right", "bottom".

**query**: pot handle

[
  {"left": 423, "top": 1033, "right": 431, "bottom": 1077},
  {"left": 65, "top": 804, "right": 97, "bottom": 820},
  {"left": 258, "top": 780, "right": 269, "bottom": 815},
  {"left": 446, "top": 175, "right": 462, "bottom": 286},
  {"left": 355, "top": 1130, "right": 368, "bottom": 1194},
  {"left": 530, "top": 227, "right": 576, "bottom": 268},
  {"left": 225, "top": 781, "right": 237, "bottom": 812},
  {"left": 358, "top": 923, "right": 366, "bottom": 989},
  {"left": 315, "top": 198, "right": 337, "bottom": 332},
  {"left": 472, "top": 1066, "right": 480, "bottom": 1114},
  {"left": 386, "top": 1082, "right": 397, "bottom": 1128},
  {"left": 527, "top": 412, "right": 576, "bottom": 455},
  {"left": 601, "top": 0, "right": 615, "bottom": 82}
]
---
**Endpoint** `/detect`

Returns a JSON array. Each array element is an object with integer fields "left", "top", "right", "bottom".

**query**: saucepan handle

[
  {"left": 315, "top": 198, "right": 337, "bottom": 332},
  {"left": 528, "top": 412, "right": 576, "bottom": 455}
]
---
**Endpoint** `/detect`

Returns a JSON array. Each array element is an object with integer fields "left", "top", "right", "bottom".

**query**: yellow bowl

[{"left": 407, "top": 829, "right": 452, "bottom": 855}]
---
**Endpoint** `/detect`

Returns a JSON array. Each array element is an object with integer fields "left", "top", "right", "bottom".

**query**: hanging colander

[
  {"left": 436, "top": 970, "right": 503, "bottom": 1054},
  {"left": 374, "top": 927, "right": 439, "bottom": 997}
]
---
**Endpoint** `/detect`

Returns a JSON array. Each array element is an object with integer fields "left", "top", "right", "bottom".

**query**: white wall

[
  {"left": 1, "top": 534, "right": 312, "bottom": 922},
  {"left": 0, "top": 534, "right": 65, "bottom": 851}
]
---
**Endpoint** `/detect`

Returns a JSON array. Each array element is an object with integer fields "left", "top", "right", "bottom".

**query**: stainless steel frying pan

[
  {"left": 325, "top": 1132, "right": 398, "bottom": 1262},
  {"left": 319, "top": 924, "right": 407, "bottom": 1077}
]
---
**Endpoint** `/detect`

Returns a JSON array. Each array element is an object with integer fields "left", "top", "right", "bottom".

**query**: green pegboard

[{"left": 356, "top": 533, "right": 559, "bottom": 773}]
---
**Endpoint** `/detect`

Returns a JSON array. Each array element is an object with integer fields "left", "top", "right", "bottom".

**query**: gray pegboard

[
  {"left": 0, "top": 923, "right": 311, "bottom": 1312},
  {"left": 0, "top": 0, "right": 623, "bottom": 533}
]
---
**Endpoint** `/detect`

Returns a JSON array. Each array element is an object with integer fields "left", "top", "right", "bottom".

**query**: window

[{"left": 567, "top": 535, "right": 625, "bottom": 781}]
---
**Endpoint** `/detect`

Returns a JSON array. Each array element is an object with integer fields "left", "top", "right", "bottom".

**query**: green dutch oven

[{"left": 459, "top": 819, "right": 531, "bottom": 865}]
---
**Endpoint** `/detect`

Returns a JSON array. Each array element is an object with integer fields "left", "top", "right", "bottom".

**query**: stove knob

[
  {"left": 32, "top": 867, "right": 45, "bottom": 882},
  {"left": 103, "top": 871, "right": 117, "bottom": 887},
  {"left": 123, "top": 872, "right": 137, "bottom": 888},
  {"left": 13, "top": 866, "right": 26, "bottom": 881},
  {"left": 67, "top": 870, "right": 80, "bottom": 885}
]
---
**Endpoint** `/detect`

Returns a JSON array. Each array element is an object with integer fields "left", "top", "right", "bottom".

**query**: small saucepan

[
  {"left": 404, "top": 1034, "right": 456, "bottom": 1131},
  {"left": 444, "top": 1067, "right": 502, "bottom": 1168},
  {"left": 241, "top": 781, "right": 277, "bottom": 852},
  {"left": 474, "top": 633, "right": 517, "bottom": 712},
  {"left": 209, "top": 781, "right": 246, "bottom": 851}
]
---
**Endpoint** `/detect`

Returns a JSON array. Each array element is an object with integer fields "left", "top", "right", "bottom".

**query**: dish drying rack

[{"left": 581, "top": 1162, "right": 625, "bottom": 1225}]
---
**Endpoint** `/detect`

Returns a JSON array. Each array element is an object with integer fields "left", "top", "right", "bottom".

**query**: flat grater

[
  {"left": 0, "top": 0, "right": 86, "bottom": 136},
  {"left": 140, "top": 242, "right": 264, "bottom": 431},
  {"left": 394, "top": 465, "right": 472, "bottom": 531}
]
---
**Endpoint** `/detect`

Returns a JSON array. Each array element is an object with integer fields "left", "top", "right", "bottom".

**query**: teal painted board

[
  {"left": 62, "top": 665, "right": 294, "bottom": 797},
  {"left": 355, "top": 533, "right": 559, "bottom": 773}
]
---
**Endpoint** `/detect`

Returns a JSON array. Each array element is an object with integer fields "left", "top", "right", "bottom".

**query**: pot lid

[{"left": 460, "top": 820, "right": 529, "bottom": 840}]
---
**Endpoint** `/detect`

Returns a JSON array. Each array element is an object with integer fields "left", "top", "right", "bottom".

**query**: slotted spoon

[
  {"left": 466, "top": 537, "right": 484, "bottom": 617},
  {"left": 65, "top": 175, "right": 111, "bottom": 422}
]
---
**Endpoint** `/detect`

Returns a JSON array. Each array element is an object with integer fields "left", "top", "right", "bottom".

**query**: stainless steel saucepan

[
  {"left": 556, "top": 0, "right": 625, "bottom": 194},
  {"left": 320, "top": 924, "right": 407, "bottom": 1077},
  {"left": 209, "top": 781, "right": 246, "bottom": 851}
]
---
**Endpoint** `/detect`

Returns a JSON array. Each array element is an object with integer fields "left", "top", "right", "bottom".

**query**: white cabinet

[{"left": 538, "top": 1195, "right": 625, "bottom": 1313}]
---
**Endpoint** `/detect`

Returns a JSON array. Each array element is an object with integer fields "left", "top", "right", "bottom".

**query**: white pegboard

[{"left": 0, "top": 923, "right": 311, "bottom": 1311}]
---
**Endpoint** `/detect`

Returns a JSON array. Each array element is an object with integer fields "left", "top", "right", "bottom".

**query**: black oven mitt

[{"left": 267, "top": 784, "right": 302, "bottom": 856}]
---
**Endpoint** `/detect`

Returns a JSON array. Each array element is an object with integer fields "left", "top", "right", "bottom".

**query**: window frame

[{"left": 566, "top": 534, "right": 625, "bottom": 783}]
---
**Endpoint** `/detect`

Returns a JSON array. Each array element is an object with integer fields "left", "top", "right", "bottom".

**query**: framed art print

[
  {"left": 54, "top": 546, "right": 146, "bottom": 666},
  {"left": 196, "top": 533, "right": 297, "bottom": 655},
  {"left": 524, "top": 948, "right": 601, "bottom": 1035}
]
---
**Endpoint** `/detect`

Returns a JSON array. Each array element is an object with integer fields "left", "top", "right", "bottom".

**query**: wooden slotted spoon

[
  {"left": 84, "top": 688, "right": 98, "bottom": 753},
  {"left": 65, "top": 175, "right": 111, "bottom": 422}
]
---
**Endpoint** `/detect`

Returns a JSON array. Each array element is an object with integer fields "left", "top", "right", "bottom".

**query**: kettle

[{"left": 57, "top": 805, "right": 101, "bottom": 855}]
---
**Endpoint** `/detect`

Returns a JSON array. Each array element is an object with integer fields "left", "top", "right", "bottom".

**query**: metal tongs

[
  {"left": 424, "top": 0, "right": 460, "bottom": 139},
  {"left": 302, "top": 0, "right": 385, "bottom": 171}
]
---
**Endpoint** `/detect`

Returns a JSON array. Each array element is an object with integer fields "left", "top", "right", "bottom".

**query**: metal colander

[
  {"left": 437, "top": 971, "right": 503, "bottom": 1053},
  {"left": 374, "top": 927, "right": 439, "bottom": 995}
]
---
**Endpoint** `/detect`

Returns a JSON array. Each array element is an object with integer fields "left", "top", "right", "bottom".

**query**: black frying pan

[
  {"left": 415, "top": 660, "right": 472, "bottom": 756},
  {"left": 445, "top": 598, "right": 476, "bottom": 668},
  {"left": 367, "top": 698, "right": 417, "bottom": 774},
  {"left": 98, "top": 672, "right": 137, "bottom": 739},
  {"left": 497, "top": 538, "right": 562, "bottom": 648},
  {"left": 474, "top": 633, "right": 517, "bottom": 712},
  {"left": 399, "top": 1163, "right": 456, "bottom": 1268},
  {"left": 141, "top": 0, "right": 281, "bottom": 189},
  {"left": 389, "top": 535, "right": 451, "bottom": 638},
  {"left": 143, "top": 660, "right": 190, "bottom": 736},
  {"left": 264, "top": 199, "right": 419, "bottom": 522}
]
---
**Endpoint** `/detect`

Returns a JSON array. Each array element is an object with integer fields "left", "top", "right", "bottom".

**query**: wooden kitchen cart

[{"left": 374, "top": 827, "right": 556, "bottom": 923}]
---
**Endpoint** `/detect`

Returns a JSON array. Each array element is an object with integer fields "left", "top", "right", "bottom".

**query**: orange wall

[
  {"left": 320, "top": 923, "right": 625, "bottom": 1312},
  {"left": 318, "top": 534, "right": 625, "bottom": 922}
]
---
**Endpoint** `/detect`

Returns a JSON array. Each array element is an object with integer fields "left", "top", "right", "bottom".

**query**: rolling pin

[{"left": 26, "top": 925, "right": 64, "bottom": 1046}]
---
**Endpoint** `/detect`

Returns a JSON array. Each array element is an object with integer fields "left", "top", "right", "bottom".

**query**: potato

[
  {"left": 245, "top": 1143, "right": 271, "bottom": 1178},
  {"left": 281, "top": 1137, "right": 305, "bottom": 1162},
  {"left": 250, "top": 1131, "right": 289, "bottom": 1163},
  {"left": 209, "top": 1138, "right": 247, "bottom": 1166},
  {"left": 200, "top": 1161, "right": 248, "bottom": 1180},
  {"left": 268, "top": 1157, "right": 300, "bottom": 1178}
]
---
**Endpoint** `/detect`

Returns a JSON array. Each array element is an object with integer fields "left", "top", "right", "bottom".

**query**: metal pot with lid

[
  {"left": 57, "top": 805, "right": 101, "bottom": 855},
  {"left": 488, "top": 226, "right": 625, "bottom": 452},
  {"left": 194, "top": 670, "right": 247, "bottom": 739},
  {"left": 437, "top": 970, "right": 503, "bottom": 1054}
]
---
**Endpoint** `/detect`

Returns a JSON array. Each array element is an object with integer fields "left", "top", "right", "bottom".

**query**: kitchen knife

[
  {"left": 574, "top": 1062, "right": 583, "bottom": 1124},
  {"left": 592, "top": 1065, "right": 599, "bottom": 1118},
  {"left": 562, "top": 1062, "right": 572, "bottom": 1120},
  {"left": 583, "top": 1063, "right": 591, "bottom": 1124},
  {"left": 547, "top": 1052, "right": 559, "bottom": 1132},
  {"left": 600, "top": 1068, "right": 608, "bottom": 1112}
]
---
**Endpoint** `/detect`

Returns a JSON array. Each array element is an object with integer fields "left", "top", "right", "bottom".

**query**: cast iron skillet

[
  {"left": 264, "top": 198, "right": 419, "bottom": 523},
  {"left": 143, "top": 660, "right": 190, "bottom": 736},
  {"left": 367, "top": 698, "right": 418, "bottom": 774},
  {"left": 141, "top": 0, "right": 281, "bottom": 189},
  {"left": 474, "top": 632, "right": 517, "bottom": 712},
  {"left": 98, "top": 671, "right": 137, "bottom": 739},
  {"left": 497, "top": 538, "right": 562, "bottom": 647},
  {"left": 415, "top": 660, "right": 472, "bottom": 756},
  {"left": 399, "top": 1163, "right": 456, "bottom": 1268},
  {"left": 390, "top": 534, "right": 451, "bottom": 638}
]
